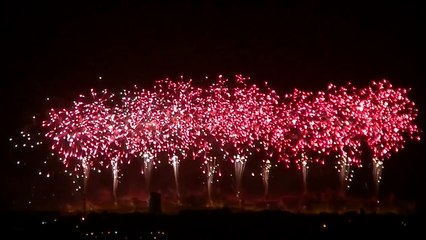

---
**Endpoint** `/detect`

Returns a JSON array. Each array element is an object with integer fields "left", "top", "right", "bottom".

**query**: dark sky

[{"left": 1, "top": 1, "right": 425, "bottom": 210}]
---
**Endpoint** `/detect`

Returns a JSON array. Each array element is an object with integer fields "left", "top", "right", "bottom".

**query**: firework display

[{"left": 12, "top": 76, "right": 420, "bottom": 203}]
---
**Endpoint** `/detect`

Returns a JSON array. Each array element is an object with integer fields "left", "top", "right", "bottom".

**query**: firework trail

[{"left": 262, "top": 159, "right": 272, "bottom": 198}]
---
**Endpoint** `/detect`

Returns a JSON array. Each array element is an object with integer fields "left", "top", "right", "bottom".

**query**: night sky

[{"left": 1, "top": 1, "right": 425, "bottom": 210}]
